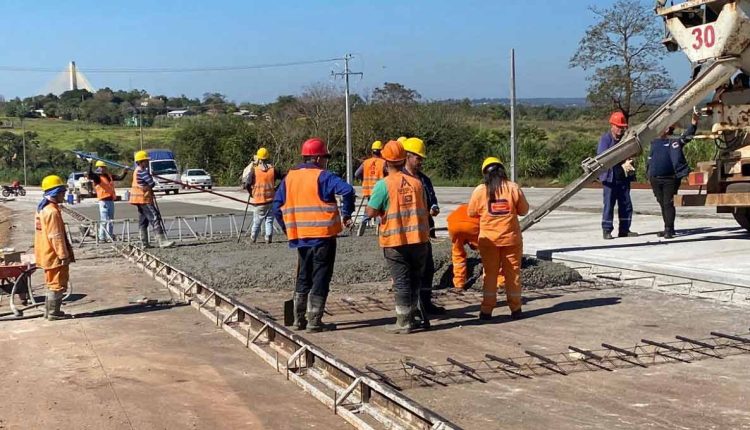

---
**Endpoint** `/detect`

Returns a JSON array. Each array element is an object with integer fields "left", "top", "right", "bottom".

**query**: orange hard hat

[
  {"left": 381, "top": 140, "right": 407, "bottom": 162},
  {"left": 609, "top": 111, "right": 628, "bottom": 128},
  {"left": 301, "top": 137, "right": 329, "bottom": 157}
]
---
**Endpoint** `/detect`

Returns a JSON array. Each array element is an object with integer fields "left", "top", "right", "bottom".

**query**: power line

[{"left": 0, "top": 57, "right": 345, "bottom": 74}]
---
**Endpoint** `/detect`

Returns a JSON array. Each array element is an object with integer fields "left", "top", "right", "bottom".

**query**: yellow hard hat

[
  {"left": 41, "top": 175, "right": 65, "bottom": 191},
  {"left": 134, "top": 150, "right": 150, "bottom": 162},
  {"left": 482, "top": 157, "right": 503, "bottom": 173},
  {"left": 397, "top": 136, "right": 407, "bottom": 143},
  {"left": 256, "top": 147, "right": 270, "bottom": 160},
  {"left": 371, "top": 140, "right": 383, "bottom": 151},
  {"left": 403, "top": 137, "right": 426, "bottom": 158},
  {"left": 95, "top": 160, "right": 107, "bottom": 168}
]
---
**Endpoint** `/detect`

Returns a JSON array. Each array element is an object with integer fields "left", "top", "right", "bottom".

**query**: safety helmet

[
  {"left": 371, "top": 140, "right": 383, "bottom": 151},
  {"left": 481, "top": 157, "right": 503, "bottom": 173},
  {"left": 381, "top": 140, "right": 407, "bottom": 162},
  {"left": 134, "top": 150, "right": 150, "bottom": 162},
  {"left": 41, "top": 175, "right": 65, "bottom": 191},
  {"left": 256, "top": 147, "right": 270, "bottom": 160},
  {"left": 301, "top": 137, "right": 330, "bottom": 157},
  {"left": 95, "top": 160, "right": 107, "bottom": 168},
  {"left": 403, "top": 137, "right": 426, "bottom": 158},
  {"left": 397, "top": 136, "right": 407, "bottom": 143},
  {"left": 609, "top": 111, "right": 628, "bottom": 128}
]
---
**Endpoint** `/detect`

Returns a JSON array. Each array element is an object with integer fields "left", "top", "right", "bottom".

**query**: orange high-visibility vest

[
  {"left": 379, "top": 172, "right": 429, "bottom": 248},
  {"left": 129, "top": 166, "right": 153, "bottom": 205},
  {"left": 281, "top": 168, "right": 342, "bottom": 240},
  {"left": 362, "top": 157, "right": 385, "bottom": 198},
  {"left": 95, "top": 173, "right": 116, "bottom": 201},
  {"left": 34, "top": 202, "right": 74, "bottom": 269},
  {"left": 252, "top": 165, "right": 276, "bottom": 205},
  {"left": 447, "top": 204, "right": 479, "bottom": 245}
]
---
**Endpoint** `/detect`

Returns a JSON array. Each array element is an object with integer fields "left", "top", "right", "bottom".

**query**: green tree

[
  {"left": 371, "top": 82, "right": 421, "bottom": 105},
  {"left": 570, "top": 0, "right": 673, "bottom": 119}
]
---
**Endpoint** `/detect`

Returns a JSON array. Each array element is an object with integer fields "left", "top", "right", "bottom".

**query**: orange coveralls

[
  {"left": 467, "top": 182, "right": 529, "bottom": 315},
  {"left": 447, "top": 204, "right": 504, "bottom": 290},
  {"left": 34, "top": 202, "right": 75, "bottom": 292}
]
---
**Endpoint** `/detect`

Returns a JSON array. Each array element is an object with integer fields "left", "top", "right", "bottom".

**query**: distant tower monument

[{"left": 43, "top": 60, "right": 95, "bottom": 95}]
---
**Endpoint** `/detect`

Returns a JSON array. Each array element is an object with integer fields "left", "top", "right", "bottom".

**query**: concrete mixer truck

[{"left": 522, "top": 0, "right": 750, "bottom": 232}]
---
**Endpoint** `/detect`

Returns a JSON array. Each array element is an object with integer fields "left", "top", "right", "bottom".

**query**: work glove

[
  {"left": 430, "top": 205, "right": 440, "bottom": 217},
  {"left": 622, "top": 159, "right": 636, "bottom": 175},
  {"left": 343, "top": 216, "right": 353, "bottom": 228},
  {"left": 59, "top": 257, "right": 71, "bottom": 266}
]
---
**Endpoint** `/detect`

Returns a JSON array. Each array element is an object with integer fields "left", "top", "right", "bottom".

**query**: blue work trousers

[
  {"left": 251, "top": 203, "right": 274, "bottom": 239},
  {"left": 601, "top": 182, "right": 633, "bottom": 234},
  {"left": 98, "top": 200, "right": 115, "bottom": 240}
]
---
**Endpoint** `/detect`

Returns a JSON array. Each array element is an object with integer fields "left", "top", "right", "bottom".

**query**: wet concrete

[{"left": 150, "top": 236, "right": 581, "bottom": 294}]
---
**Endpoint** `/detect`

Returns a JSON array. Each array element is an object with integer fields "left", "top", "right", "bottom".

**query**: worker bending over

[
  {"left": 354, "top": 140, "right": 387, "bottom": 236},
  {"left": 129, "top": 151, "right": 174, "bottom": 248},
  {"left": 468, "top": 157, "right": 529, "bottom": 320},
  {"left": 402, "top": 137, "right": 444, "bottom": 315},
  {"left": 447, "top": 204, "right": 505, "bottom": 290},
  {"left": 87, "top": 160, "right": 129, "bottom": 241},
  {"left": 273, "top": 138, "right": 355, "bottom": 332},
  {"left": 245, "top": 147, "right": 284, "bottom": 243},
  {"left": 35, "top": 175, "right": 75, "bottom": 320},
  {"left": 366, "top": 140, "right": 431, "bottom": 334}
]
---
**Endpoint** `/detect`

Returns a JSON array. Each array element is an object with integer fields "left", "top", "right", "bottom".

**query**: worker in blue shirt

[
  {"left": 647, "top": 112, "right": 699, "bottom": 239},
  {"left": 598, "top": 111, "right": 638, "bottom": 240},
  {"left": 272, "top": 138, "right": 355, "bottom": 332}
]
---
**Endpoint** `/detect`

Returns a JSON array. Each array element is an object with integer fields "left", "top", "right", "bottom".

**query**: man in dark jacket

[
  {"left": 598, "top": 111, "right": 638, "bottom": 240},
  {"left": 647, "top": 113, "right": 699, "bottom": 239}
]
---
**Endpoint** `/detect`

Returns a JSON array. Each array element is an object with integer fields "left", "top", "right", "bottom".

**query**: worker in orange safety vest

[
  {"left": 354, "top": 140, "right": 387, "bottom": 236},
  {"left": 35, "top": 175, "right": 75, "bottom": 320},
  {"left": 447, "top": 204, "right": 505, "bottom": 291},
  {"left": 87, "top": 160, "right": 129, "bottom": 241},
  {"left": 366, "top": 140, "right": 431, "bottom": 334},
  {"left": 129, "top": 150, "right": 174, "bottom": 249},
  {"left": 468, "top": 157, "right": 529, "bottom": 321},
  {"left": 272, "top": 137, "right": 355, "bottom": 333},
  {"left": 245, "top": 147, "right": 284, "bottom": 243}
]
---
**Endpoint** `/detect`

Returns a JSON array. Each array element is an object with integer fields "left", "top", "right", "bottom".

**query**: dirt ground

[{"left": 150, "top": 236, "right": 581, "bottom": 295}]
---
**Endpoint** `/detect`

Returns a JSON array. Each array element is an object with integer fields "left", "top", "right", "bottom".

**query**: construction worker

[
  {"left": 647, "top": 112, "right": 699, "bottom": 239},
  {"left": 245, "top": 147, "right": 284, "bottom": 243},
  {"left": 447, "top": 204, "right": 505, "bottom": 290},
  {"left": 35, "top": 175, "right": 75, "bottom": 320},
  {"left": 87, "top": 160, "right": 129, "bottom": 241},
  {"left": 402, "top": 137, "right": 444, "bottom": 315},
  {"left": 468, "top": 157, "right": 529, "bottom": 321},
  {"left": 272, "top": 137, "right": 355, "bottom": 333},
  {"left": 366, "top": 140, "right": 431, "bottom": 334},
  {"left": 129, "top": 150, "right": 175, "bottom": 248},
  {"left": 599, "top": 111, "right": 638, "bottom": 240},
  {"left": 354, "top": 140, "right": 387, "bottom": 236}
]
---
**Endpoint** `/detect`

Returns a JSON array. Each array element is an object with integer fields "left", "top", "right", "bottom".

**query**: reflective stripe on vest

[
  {"left": 129, "top": 167, "right": 153, "bottom": 205},
  {"left": 95, "top": 174, "right": 116, "bottom": 201},
  {"left": 378, "top": 172, "right": 429, "bottom": 247},
  {"left": 281, "top": 168, "right": 342, "bottom": 240},
  {"left": 362, "top": 157, "right": 385, "bottom": 197},
  {"left": 251, "top": 166, "right": 276, "bottom": 204}
]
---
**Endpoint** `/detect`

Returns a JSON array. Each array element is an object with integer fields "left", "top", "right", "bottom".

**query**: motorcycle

[{"left": 1, "top": 185, "right": 26, "bottom": 197}]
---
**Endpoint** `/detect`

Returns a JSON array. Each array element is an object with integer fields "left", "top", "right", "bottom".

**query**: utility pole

[
  {"left": 332, "top": 54, "right": 362, "bottom": 184},
  {"left": 21, "top": 117, "right": 27, "bottom": 187},
  {"left": 510, "top": 48, "right": 517, "bottom": 183},
  {"left": 138, "top": 102, "right": 148, "bottom": 150}
]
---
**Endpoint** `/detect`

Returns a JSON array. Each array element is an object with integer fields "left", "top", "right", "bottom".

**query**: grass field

[{"left": 0, "top": 118, "right": 177, "bottom": 151}]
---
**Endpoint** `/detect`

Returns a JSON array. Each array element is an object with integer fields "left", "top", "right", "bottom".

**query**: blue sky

[{"left": 0, "top": 0, "right": 690, "bottom": 103}]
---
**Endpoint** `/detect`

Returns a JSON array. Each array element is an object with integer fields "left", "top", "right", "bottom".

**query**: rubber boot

[
  {"left": 385, "top": 305, "right": 413, "bottom": 334},
  {"left": 292, "top": 293, "right": 308, "bottom": 331},
  {"left": 46, "top": 291, "right": 69, "bottom": 321},
  {"left": 157, "top": 232, "right": 175, "bottom": 249},
  {"left": 250, "top": 232, "right": 258, "bottom": 243},
  {"left": 306, "top": 294, "right": 335, "bottom": 333},
  {"left": 139, "top": 227, "right": 152, "bottom": 248},
  {"left": 264, "top": 236, "right": 272, "bottom": 244},
  {"left": 356, "top": 220, "right": 367, "bottom": 237}
]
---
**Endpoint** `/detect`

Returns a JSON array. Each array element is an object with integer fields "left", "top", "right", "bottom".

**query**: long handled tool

[
  {"left": 349, "top": 195, "right": 366, "bottom": 234},
  {"left": 237, "top": 193, "right": 252, "bottom": 243}
]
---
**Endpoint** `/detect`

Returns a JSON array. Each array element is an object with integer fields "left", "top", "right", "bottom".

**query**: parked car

[
  {"left": 67, "top": 172, "right": 94, "bottom": 197},
  {"left": 180, "top": 169, "right": 213, "bottom": 189}
]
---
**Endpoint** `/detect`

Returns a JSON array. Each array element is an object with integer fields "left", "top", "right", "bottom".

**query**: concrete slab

[{"left": 0, "top": 201, "right": 348, "bottom": 430}]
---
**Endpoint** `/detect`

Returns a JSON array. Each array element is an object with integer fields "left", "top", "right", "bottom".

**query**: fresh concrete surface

[{"left": 0, "top": 200, "right": 349, "bottom": 430}]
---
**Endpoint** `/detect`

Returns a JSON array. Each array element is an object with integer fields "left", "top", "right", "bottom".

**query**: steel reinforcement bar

[{"left": 120, "top": 244, "right": 460, "bottom": 430}]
